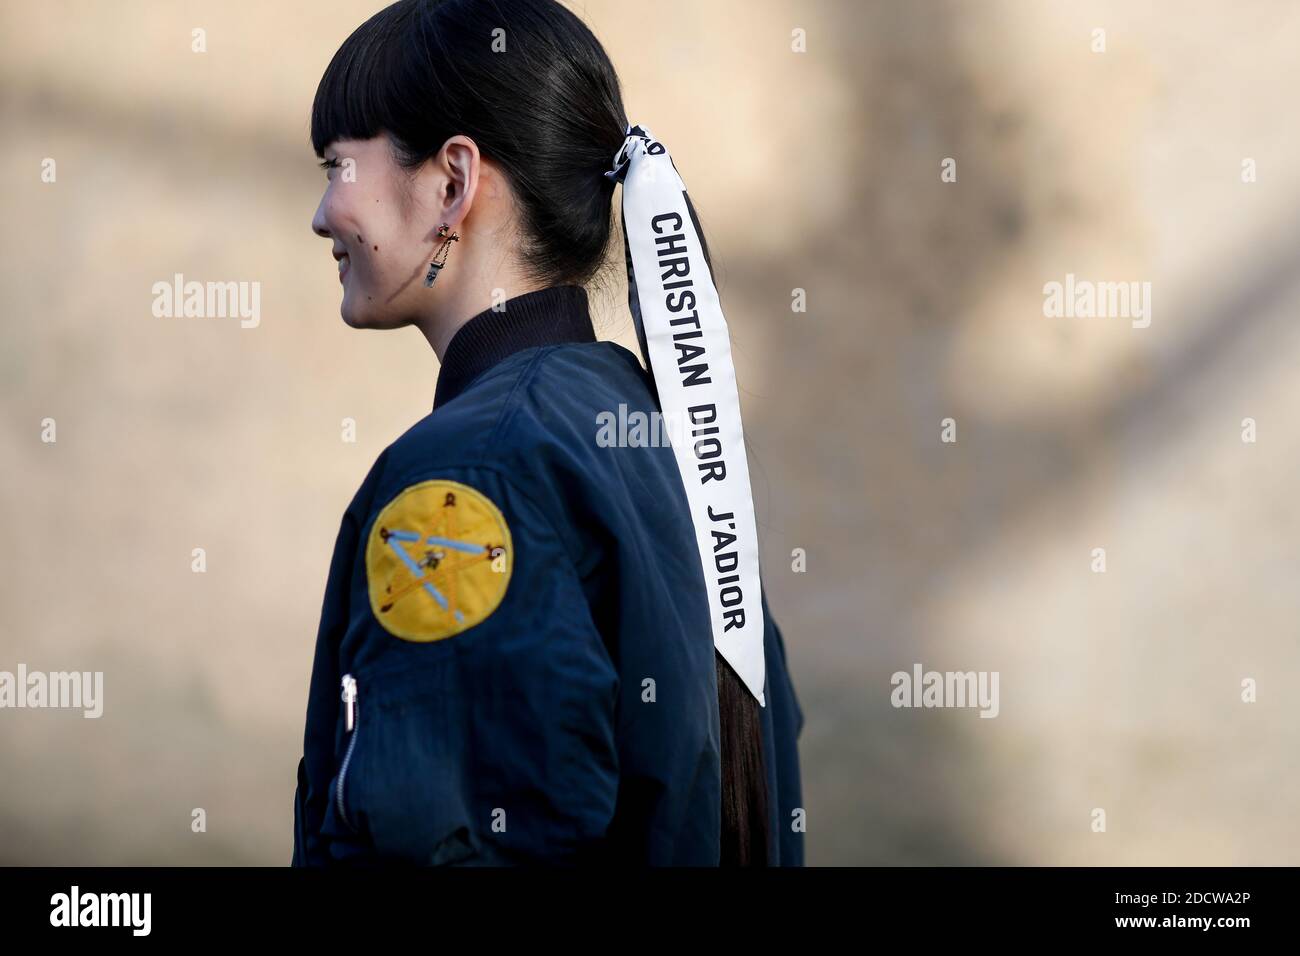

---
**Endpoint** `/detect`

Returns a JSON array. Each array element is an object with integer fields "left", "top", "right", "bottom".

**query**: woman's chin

[
  {"left": 340, "top": 295, "right": 405, "bottom": 331},
  {"left": 339, "top": 301, "right": 363, "bottom": 328},
  {"left": 339, "top": 292, "right": 377, "bottom": 329}
]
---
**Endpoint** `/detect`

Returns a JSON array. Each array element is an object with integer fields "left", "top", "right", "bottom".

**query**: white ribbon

[{"left": 606, "top": 123, "right": 766, "bottom": 706}]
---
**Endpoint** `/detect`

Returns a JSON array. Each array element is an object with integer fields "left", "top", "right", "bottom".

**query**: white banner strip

[{"left": 608, "top": 124, "right": 765, "bottom": 706}]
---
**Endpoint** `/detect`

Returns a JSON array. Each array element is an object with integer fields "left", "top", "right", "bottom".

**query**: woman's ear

[{"left": 429, "top": 135, "right": 480, "bottom": 226}]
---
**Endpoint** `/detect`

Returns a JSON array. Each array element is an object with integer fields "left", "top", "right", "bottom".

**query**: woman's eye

[{"left": 319, "top": 158, "right": 341, "bottom": 172}]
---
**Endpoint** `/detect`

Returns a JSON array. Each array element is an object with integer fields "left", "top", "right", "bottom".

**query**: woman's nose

[{"left": 311, "top": 196, "right": 331, "bottom": 238}]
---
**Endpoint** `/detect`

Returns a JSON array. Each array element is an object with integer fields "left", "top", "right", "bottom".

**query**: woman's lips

[{"left": 337, "top": 254, "right": 350, "bottom": 283}]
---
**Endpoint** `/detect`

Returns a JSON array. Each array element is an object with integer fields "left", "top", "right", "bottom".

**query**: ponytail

[
  {"left": 685, "top": 189, "right": 769, "bottom": 866},
  {"left": 608, "top": 130, "right": 772, "bottom": 864},
  {"left": 717, "top": 654, "right": 770, "bottom": 865}
]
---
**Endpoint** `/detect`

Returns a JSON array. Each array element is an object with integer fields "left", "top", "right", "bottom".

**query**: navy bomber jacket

[{"left": 291, "top": 283, "right": 804, "bottom": 865}]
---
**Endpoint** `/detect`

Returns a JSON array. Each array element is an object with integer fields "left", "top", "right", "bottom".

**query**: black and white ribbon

[{"left": 606, "top": 123, "right": 766, "bottom": 706}]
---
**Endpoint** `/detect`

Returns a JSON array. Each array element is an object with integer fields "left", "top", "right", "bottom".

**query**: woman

[{"left": 291, "top": 0, "right": 804, "bottom": 866}]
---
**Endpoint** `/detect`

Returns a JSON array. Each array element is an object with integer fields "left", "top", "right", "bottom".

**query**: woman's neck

[{"left": 414, "top": 262, "right": 548, "bottom": 363}]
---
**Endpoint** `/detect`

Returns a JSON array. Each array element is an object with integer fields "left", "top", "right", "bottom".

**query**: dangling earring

[{"left": 424, "top": 223, "right": 460, "bottom": 287}]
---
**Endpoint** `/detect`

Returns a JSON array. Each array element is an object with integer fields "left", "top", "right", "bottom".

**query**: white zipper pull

[{"left": 341, "top": 673, "right": 357, "bottom": 732}]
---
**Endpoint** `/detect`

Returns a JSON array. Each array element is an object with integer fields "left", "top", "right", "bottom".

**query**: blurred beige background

[{"left": 2, "top": 0, "right": 1299, "bottom": 864}]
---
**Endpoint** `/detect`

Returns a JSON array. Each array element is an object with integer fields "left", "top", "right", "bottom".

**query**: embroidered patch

[{"left": 365, "top": 479, "right": 513, "bottom": 642}]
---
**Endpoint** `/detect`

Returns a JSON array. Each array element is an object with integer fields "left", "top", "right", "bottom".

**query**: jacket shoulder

[
  {"left": 356, "top": 341, "right": 673, "bottom": 575},
  {"left": 381, "top": 342, "right": 652, "bottom": 482}
]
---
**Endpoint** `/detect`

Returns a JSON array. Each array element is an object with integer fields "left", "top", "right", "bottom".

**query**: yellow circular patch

[{"left": 365, "top": 479, "right": 513, "bottom": 642}]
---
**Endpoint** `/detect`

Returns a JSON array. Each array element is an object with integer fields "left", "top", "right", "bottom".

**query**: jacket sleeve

[
  {"left": 327, "top": 466, "right": 622, "bottom": 865},
  {"left": 760, "top": 587, "right": 806, "bottom": 865},
  {"left": 291, "top": 506, "right": 358, "bottom": 867},
  {"left": 772, "top": 611, "right": 805, "bottom": 739}
]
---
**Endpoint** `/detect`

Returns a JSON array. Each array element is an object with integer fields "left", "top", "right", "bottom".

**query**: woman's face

[{"left": 311, "top": 134, "right": 443, "bottom": 329}]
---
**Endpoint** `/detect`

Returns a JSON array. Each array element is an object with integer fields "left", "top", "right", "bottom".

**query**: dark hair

[
  {"left": 311, "top": 0, "right": 626, "bottom": 287},
  {"left": 313, "top": 0, "right": 768, "bottom": 865}
]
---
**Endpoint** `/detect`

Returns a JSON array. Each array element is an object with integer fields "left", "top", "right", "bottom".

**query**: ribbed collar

[{"left": 432, "top": 284, "right": 596, "bottom": 410}]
